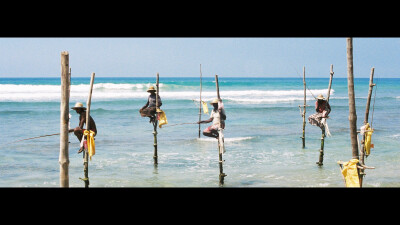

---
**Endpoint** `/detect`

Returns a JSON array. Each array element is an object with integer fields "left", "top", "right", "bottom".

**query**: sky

[{"left": 0, "top": 37, "right": 399, "bottom": 78}]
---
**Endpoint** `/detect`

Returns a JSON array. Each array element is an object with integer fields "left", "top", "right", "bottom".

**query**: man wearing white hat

[
  {"left": 140, "top": 86, "right": 162, "bottom": 123},
  {"left": 71, "top": 102, "right": 97, "bottom": 153},
  {"left": 308, "top": 94, "right": 331, "bottom": 131},
  {"left": 197, "top": 98, "right": 226, "bottom": 139}
]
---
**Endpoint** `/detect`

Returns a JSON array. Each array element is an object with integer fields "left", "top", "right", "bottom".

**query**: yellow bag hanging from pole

[
  {"left": 83, "top": 130, "right": 96, "bottom": 161},
  {"left": 201, "top": 101, "right": 209, "bottom": 114},
  {"left": 157, "top": 109, "right": 168, "bottom": 128},
  {"left": 364, "top": 123, "right": 374, "bottom": 156},
  {"left": 340, "top": 159, "right": 360, "bottom": 187}
]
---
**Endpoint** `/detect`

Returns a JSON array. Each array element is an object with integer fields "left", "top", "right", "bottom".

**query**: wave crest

[{"left": 0, "top": 83, "right": 333, "bottom": 103}]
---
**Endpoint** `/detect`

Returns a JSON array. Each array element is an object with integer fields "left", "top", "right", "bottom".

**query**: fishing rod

[{"left": 0, "top": 129, "right": 74, "bottom": 147}]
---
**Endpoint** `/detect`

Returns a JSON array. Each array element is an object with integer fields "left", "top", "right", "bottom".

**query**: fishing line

[
  {"left": 0, "top": 129, "right": 75, "bottom": 147},
  {"left": 291, "top": 65, "right": 318, "bottom": 100},
  {"left": 162, "top": 122, "right": 198, "bottom": 127}
]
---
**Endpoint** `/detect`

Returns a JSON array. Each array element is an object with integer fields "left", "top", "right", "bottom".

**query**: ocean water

[{"left": 0, "top": 76, "right": 399, "bottom": 187}]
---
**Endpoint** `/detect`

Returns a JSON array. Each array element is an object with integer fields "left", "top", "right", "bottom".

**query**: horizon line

[{"left": 0, "top": 76, "right": 397, "bottom": 79}]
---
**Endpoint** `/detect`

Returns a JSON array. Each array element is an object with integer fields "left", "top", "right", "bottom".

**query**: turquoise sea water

[{"left": 0, "top": 77, "right": 399, "bottom": 187}]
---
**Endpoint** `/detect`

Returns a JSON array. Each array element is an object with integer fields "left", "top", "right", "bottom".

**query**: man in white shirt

[{"left": 197, "top": 98, "right": 226, "bottom": 139}]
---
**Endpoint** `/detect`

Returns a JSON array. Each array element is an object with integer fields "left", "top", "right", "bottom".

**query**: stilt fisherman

[
  {"left": 308, "top": 94, "right": 331, "bottom": 132},
  {"left": 140, "top": 86, "right": 162, "bottom": 123},
  {"left": 197, "top": 98, "right": 226, "bottom": 139},
  {"left": 71, "top": 102, "right": 97, "bottom": 153}
]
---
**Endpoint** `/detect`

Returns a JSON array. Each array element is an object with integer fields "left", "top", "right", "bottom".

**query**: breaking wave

[{"left": 0, "top": 83, "right": 333, "bottom": 103}]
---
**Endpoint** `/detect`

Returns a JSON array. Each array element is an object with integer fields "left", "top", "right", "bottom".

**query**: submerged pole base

[
  {"left": 219, "top": 173, "right": 227, "bottom": 186},
  {"left": 316, "top": 129, "right": 325, "bottom": 166},
  {"left": 79, "top": 177, "right": 90, "bottom": 187}
]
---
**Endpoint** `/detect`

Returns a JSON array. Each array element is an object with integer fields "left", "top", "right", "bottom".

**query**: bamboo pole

[
  {"left": 317, "top": 130, "right": 325, "bottom": 166},
  {"left": 59, "top": 51, "right": 70, "bottom": 187},
  {"left": 347, "top": 38, "right": 359, "bottom": 161},
  {"left": 301, "top": 66, "right": 306, "bottom": 148},
  {"left": 364, "top": 67, "right": 375, "bottom": 125},
  {"left": 82, "top": 72, "right": 95, "bottom": 188},
  {"left": 153, "top": 73, "right": 159, "bottom": 165},
  {"left": 215, "top": 74, "right": 226, "bottom": 186},
  {"left": 326, "top": 64, "right": 334, "bottom": 102},
  {"left": 359, "top": 67, "right": 375, "bottom": 182},
  {"left": 317, "top": 64, "right": 334, "bottom": 166},
  {"left": 198, "top": 64, "right": 202, "bottom": 138}
]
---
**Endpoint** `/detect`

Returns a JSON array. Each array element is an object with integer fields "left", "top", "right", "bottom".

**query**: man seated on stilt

[
  {"left": 71, "top": 102, "right": 97, "bottom": 154},
  {"left": 197, "top": 98, "right": 226, "bottom": 139},
  {"left": 308, "top": 94, "right": 331, "bottom": 134},
  {"left": 139, "top": 86, "right": 162, "bottom": 124}
]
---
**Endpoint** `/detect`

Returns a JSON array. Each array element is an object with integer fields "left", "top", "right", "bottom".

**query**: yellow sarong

[
  {"left": 201, "top": 101, "right": 209, "bottom": 114},
  {"left": 83, "top": 130, "right": 95, "bottom": 161},
  {"left": 364, "top": 123, "right": 374, "bottom": 156},
  {"left": 340, "top": 159, "right": 360, "bottom": 187},
  {"left": 157, "top": 109, "right": 168, "bottom": 128}
]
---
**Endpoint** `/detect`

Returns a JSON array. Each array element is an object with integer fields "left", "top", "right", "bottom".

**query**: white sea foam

[{"left": 0, "top": 83, "right": 333, "bottom": 103}]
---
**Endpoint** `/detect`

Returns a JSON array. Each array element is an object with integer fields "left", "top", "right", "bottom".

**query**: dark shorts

[{"left": 139, "top": 106, "right": 156, "bottom": 117}]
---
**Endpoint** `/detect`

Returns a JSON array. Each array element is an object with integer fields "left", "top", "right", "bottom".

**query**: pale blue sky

[{"left": 0, "top": 37, "right": 399, "bottom": 78}]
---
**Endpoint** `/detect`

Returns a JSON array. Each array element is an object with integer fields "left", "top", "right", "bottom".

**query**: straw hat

[
  {"left": 147, "top": 86, "right": 156, "bottom": 92},
  {"left": 71, "top": 102, "right": 86, "bottom": 110},
  {"left": 317, "top": 94, "right": 325, "bottom": 100},
  {"left": 210, "top": 98, "right": 219, "bottom": 105}
]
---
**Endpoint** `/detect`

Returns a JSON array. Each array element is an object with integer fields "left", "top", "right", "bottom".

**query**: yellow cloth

[
  {"left": 83, "top": 130, "right": 95, "bottom": 161},
  {"left": 157, "top": 109, "right": 168, "bottom": 128},
  {"left": 340, "top": 159, "right": 360, "bottom": 187},
  {"left": 364, "top": 123, "right": 374, "bottom": 156},
  {"left": 201, "top": 101, "right": 209, "bottom": 114}
]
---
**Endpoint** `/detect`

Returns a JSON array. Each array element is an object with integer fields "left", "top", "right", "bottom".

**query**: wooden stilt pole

[
  {"left": 301, "top": 66, "right": 306, "bottom": 148},
  {"left": 347, "top": 38, "right": 359, "bottom": 160},
  {"left": 338, "top": 39, "right": 375, "bottom": 187},
  {"left": 215, "top": 74, "right": 226, "bottom": 186},
  {"left": 363, "top": 68, "right": 375, "bottom": 126},
  {"left": 317, "top": 64, "right": 334, "bottom": 166},
  {"left": 346, "top": 37, "right": 362, "bottom": 186},
  {"left": 153, "top": 73, "right": 159, "bottom": 165},
  {"left": 59, "top": 51, "right": 70, "bottom": 187},
  {"left": 198, "top": 64, "right": 202, "bottom": 138},
  {"left": 81, "top": 72, "right": 95, "bottom": 188},
  {"left": 359, "top": 67, "right": 375, "bottom": 183},
  {"left": 326, "top": 64, "right": 334, "bottom": 102},
  {"left": 317, "top": 130, "right": 325, "bottom": 166}
]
